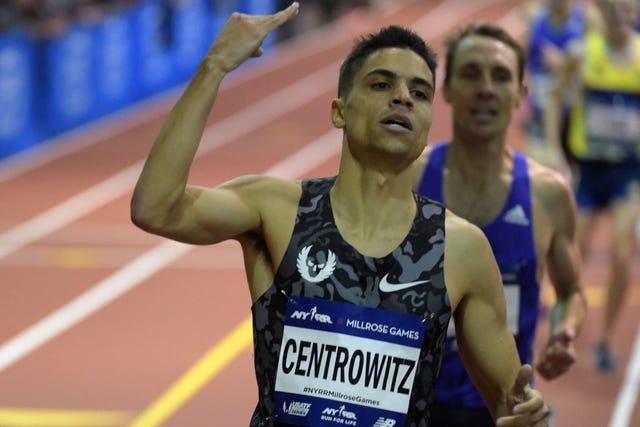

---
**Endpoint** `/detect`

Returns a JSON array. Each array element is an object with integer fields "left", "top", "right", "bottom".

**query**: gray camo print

[{"left": 250, "top": 177, "right": 451, "bottom": 427}]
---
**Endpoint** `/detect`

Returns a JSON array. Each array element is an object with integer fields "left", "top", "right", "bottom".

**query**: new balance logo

[
  {"left": 372, "top": 417, "right": 396, "bottom": 427},
  {"left": 503, "top": 204, "right": 530, "bottom": 226}
]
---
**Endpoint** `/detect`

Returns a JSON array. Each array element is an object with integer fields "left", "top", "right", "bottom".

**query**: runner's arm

[
  {"left": 536, "top": 172, "right": 586, "bottom": 380},
  {"left": 446, "top": 214, "right": 548, "bottom": 425},
  {"left": 130, "top": 4, "right": 300, "bottom": 244},
  {"left": 544, "top": 39, "right": 581, "bottom": 155}
]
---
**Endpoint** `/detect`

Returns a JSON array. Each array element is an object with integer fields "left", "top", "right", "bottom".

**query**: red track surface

[{"left": 1, "top": 1, "right": 639, "bottom": 426}]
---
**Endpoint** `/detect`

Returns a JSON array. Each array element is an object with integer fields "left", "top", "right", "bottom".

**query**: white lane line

[
  {"left": 609, "top": 325, "right": 640, "bottom": 427},
  {"left": 0, "top": 128, "right": 341, "bottom": 373},
  {"left": 266, "top": 129, "right": 341, "bottom": 178},
  {"left": 0, "top": 240, "right": 191, "bottom": 372},
  {"left": 413, "top": 0, "right": 510, "bottom": 38},
  {"left": 0, "top": 165, "right": 140, "bottom": 260},
  {"left": 0, "top": 62, "right": 339, "bottom": 261},
  {"left": 0, "top": 89, "right": 180, "bottom": 185}
]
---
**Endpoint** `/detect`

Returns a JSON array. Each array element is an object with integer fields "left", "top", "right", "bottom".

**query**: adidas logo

[{"left": 503, "top": 204, "right": 530, "bottom": 226}]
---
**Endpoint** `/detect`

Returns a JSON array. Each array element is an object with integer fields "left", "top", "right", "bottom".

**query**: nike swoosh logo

[{"left": 378, "top": 274, "right": 430, "bottom": 293}]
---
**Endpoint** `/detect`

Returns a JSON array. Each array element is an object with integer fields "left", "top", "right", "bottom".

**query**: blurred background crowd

[
  {"left": 0, "top": 1, "right": 372, "bottom": 37},
  {"left": 0, "top": 1, "right": 140, "bottom": 36}
]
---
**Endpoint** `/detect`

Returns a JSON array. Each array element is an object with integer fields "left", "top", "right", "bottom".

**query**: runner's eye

[
  {"left": 411, "top": 89, "right": 427, "bottom": 100},
  {"left": 372, "top": 81, "right": 391, "bottom": 90}
]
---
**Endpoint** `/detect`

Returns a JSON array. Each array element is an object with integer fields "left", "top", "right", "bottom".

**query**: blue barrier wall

[
  {"left": 0, "top": 0, "right": 278, "bottom": 160},
  {"left": 133, "top": 0, "right": 175, "bottom": 97},
  {"left": 0, "top": 29, "right": 36, "bottom": 158},
  {"left": 172, "top": 0, "right": 214, "bottom": 81},
  {"left": 41, "top": 22, "right": 97, "bottom": 136},
  {"left": 95, "top": 7, "right": 138, "bottom": 116}
]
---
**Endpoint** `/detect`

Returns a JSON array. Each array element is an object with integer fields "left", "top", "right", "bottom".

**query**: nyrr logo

[
  {"left": 282, "top": 401, "right": 311, "bottom": 417},
  {"left": 296, "top": 245, "right": 337, "bottom": 283},
  {"left": 321, "top": 405, "right": 357, "bottom": 425},
  {"left": 372, "top": 417, "right": 396, "bottom": 427},
  {"left": 290, "top": 306, "right": 333, "bottom": 324}
]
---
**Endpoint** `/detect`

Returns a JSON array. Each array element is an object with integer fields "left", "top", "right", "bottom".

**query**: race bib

[
  {"left": 447, "top": 285, "right": 520, "bottom": 338},
  {"left": 274, "top": 296, "right": 427, "bottom": 427},
  {"left": 504, "top": 285, "right": 521, "bottom": 335},
  {"left": 584, "top": 90, "right": 640, "bottom": 159}
]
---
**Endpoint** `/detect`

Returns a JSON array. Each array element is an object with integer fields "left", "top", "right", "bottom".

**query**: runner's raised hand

[{"left": 205, "top": 2, "right": 300, "bottom": 73}]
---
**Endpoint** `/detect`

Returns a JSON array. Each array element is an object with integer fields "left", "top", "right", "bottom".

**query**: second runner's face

[
  {"left": 332, "top": 47, "right": 435, "bottom": 168},
  {"left": 599, "top": 0, "right": 637, "bottom": 32},
  {"left": 444, "top": 35, "right": 525, "bottom": 142}
]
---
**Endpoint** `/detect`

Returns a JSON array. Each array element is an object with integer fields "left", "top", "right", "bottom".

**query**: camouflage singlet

[{"left": 250, "top": 177, "right": 451, "bottom": 427}]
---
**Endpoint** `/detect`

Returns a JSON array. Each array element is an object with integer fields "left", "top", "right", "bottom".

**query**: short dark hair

[
  {"left": 338, "top": 25, "right": 438, "bottom": 97},
  {"left": 444, "top": 23, "right": 526, "bottom": 86}
]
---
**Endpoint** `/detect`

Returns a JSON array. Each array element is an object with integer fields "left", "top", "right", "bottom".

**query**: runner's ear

[
  {"left": 515, "top": 82, "right": 528, "bottom": 108},
  {"left": 331, "top": 98, "right": 346, "bottom": 128}
]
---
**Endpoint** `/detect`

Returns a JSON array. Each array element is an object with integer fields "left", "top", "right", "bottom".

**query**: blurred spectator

[
  {"left": 522, "top": 0, "right": 600, "bottom": 173},
  {"left": 0, "top": 2, "right": 19, "bottom": 32},
  {"left": 3, "top": 0, "right": 140, "bottom": 37},
  {"left": 548, "top": 0, "right": 640, "bottom": 373},
  {"left": 14, "top": 0, "right": 76, "bottom": 37}
]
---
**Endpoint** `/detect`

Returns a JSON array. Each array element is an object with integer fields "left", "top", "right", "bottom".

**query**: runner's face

[
  {"left": 444, "top": 35, "right": 525, "bottom": 141},
  {"left": 547, "top": 0, "right": 573, "bottom": 20},
  {"left": 332, "top": 48, "right": 435, "bottom": 167},
  {"left": 599, "top": 0, "right": 636, "bottom": 30}
]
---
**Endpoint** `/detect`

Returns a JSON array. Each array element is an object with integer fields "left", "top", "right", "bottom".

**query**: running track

[{"left": 1, "top": 0, "right": 639, "bottom": 426}]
